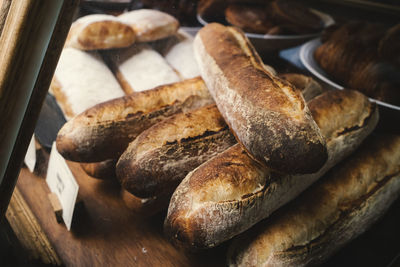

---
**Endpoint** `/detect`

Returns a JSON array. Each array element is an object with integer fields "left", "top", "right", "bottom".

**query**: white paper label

[
  {"left": 24, "top": 135, "right": 36, "bottom": 173},
  {"left": 46, "top": 142, "right": 79, "bottom": 230}
]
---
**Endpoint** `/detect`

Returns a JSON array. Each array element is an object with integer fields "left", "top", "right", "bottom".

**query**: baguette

[
  {"left": 116, "top": 73, "right": 320, "bottom": 200},
  {"left": 103, "top": 44, "right": 181, "bottom": 94},
  {"left": 50, "top": 48, "right": 125, "bottom": 120},
  {"left": 118, "top": 9, "right": 179, "bottom": 42},
  {"left": 56, "top": 77, "right": 213, "bottom": 162},
  {"left": 65, "top": 14, "right": 135, "bottom": 50},
  {"left": 194, "top": 23, "right": 327, "bottom": 174},
  {"left": 228, "top": 134, "right": 400, "bottom": 267},
  {"left": 164, "top": 89, "right": 378, "bottom": 249}
]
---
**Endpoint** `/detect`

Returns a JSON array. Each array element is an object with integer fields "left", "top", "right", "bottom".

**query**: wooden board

[{"left": 15, "top": 150, "right": 227, "bottom": 267}]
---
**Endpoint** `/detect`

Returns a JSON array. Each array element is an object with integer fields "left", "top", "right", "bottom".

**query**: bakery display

[
  {"left": 228, "top": 134, "right": 400, "bottom": 266},
  {"left": 23, "top": 6, "right": 398, "bottom": 266},
  {"left": 104, "top": 43, "right": 181, "bottom": 93},
  {"left": 194, "top": 23, "right": 327, "bottom": 174},
  {"left": 314, "top": 22, "right": 400, "bottom": 106},
  {"left": 165, "top": 89, "right": 378, "bottom": 249}
]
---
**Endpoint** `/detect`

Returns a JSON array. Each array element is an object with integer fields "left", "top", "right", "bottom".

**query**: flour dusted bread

[
  {"left": 228, "top": 134, "right": 400, "bottom": 267},
  {"left": 194, "top": 23, "right": 327, "bottom": 174},
  {"left": 163, "top": 30, "right": 200, "bottom": 79},
  {"left": 51, "top": 48, "right": 125, "bottom": 120},
  {"left": 164, "top": 90, "right": 378, "bottom": 249},
  {"left": 118, "top": 9, "right": 179, "bottom": 42},
  {"left": 65, "top": 14, "right": 135, "bottom": 50},
  {"left": 56, "top": 77, "right": 213, "bottom": 162},
  {"left": 104, "top": 44, "right": 181, "bottom": 94}
]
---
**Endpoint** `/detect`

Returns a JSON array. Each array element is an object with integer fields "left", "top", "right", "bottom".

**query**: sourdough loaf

[{"left": 194, "top": 23, "right": 327, "bottom": 174}]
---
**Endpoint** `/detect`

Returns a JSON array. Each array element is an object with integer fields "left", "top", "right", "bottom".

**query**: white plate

[
  {"left": 300, "top": 38, "right": 400, "bottom": 111},
  {"left": 197, "top": 9, "right": 335, "bottom": 52}
]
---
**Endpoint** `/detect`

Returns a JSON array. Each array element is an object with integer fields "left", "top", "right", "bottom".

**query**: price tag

[
  {"left": 24, "top": 135, "right": 36, "bottom": 172},
  {"left": 46, "top": 142, "right": 79, "bottom": 230}
]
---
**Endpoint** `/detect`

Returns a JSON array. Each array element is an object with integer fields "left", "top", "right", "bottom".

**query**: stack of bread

[
  {"left": 54, "top": 13, "right": 400, "bottom": 266},
  {"left": 315, "top": 21, "right": 400, "bottom": 106}
]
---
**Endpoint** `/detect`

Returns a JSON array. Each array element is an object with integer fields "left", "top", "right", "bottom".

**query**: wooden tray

[{"left": 15, "top": 148, "right": 227, "bottom": 267}]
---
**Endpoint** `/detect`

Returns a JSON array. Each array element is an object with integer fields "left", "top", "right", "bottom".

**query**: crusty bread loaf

[
  {"left": 164, "top": 90, "right": 378, "bottom": 249},
  {"left": 117, "top": 104, "right": 236, "bottom": 198},
  {"left": 194, "top": 23, "right": 327, "bottom": 174},
  {"left": 118, "top": 9, "right": 179, "bottom": 42},
  {"left": 56, "top": 77, "right": 213, "bottom": 162},
  {"left": 80, "top": 159, "right": 116, "bottom": 180},
  {"left": 228, "top": 134, "right": 400, "bottom": 267},
  {"left": 51, "top": 48, "right": 125, "bottom": 120},
  {"left": 116, "top": 73, "right": 321, "bottom": 201},
  {"left": 65, "top": 14, "right": 135, "bottom": 50},
  {"left": 103, "top": 43, "right": 181, "bottom": 94}
]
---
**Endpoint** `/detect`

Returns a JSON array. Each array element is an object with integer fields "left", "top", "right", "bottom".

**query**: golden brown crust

[
  {"left": 65, "top": 15, "right": 135, "bottom": 50},
  {"left": 194, "top": 23, "right": 327, "bottom": 174},
  {"left": 164, "top": 89, "right": 378, "bottom": 250},
  {"left": 56, "top": 77, "right": 213, "bottom": 162},
  {"left": 116, "top": 105, "right": 236, "bottom": 198},
  {"left": 228, "top": 134, "right": 400, "bottom": 266},
  {"left": 80, "top": 159, "right": 116, "bottom": 180}
]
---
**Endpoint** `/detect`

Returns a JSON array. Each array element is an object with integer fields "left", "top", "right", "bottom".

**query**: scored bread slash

[
  {"left": 118, "top": 9, "right": 179, "bottom": 42},
  {"left": 56, "top": 77, "right": 214, "bottom": 163},
  {"left": 194, "top": 23, "right": 327, "bottom": 174},
  {"left": 164, "top": 90, "right": 379, "bottom": 250},
  {"left": 103, "top": 44, "right": 181, "bottom": 94},
  {"left": 65, "top": 14, "right": 136, "bottom": 51}
]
